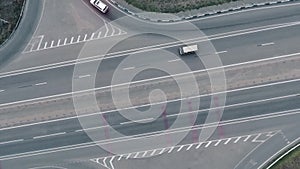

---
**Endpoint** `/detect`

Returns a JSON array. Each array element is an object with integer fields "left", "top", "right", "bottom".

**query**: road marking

[
  {"left": 117, "top": 155, "right": 123, "bottom": 161},
  {"left": 234, "top": 137, "right": 241, "bottom": 143},
  {"left": 120, "top": 118, "right": 154, "bottom": 125},
  {"left": 50, "top": 41, "right": 54, "bottom": 48},
  {"left": 84, "top": 34, "right": 88, "bottom": 41},
  {"left": 186, "top": 144, "right": 194, "bottom": 150},
  {"left": 159, "top": 148, "right": 166, "bottom": 154},
  {"left": 0, "top": 78, "right": 299, "bottom": 133},
  {"left": 70, "top": 37, "right": 74, "bottom": 43},
  {"left": 243, "top": 135, "right": 251, "bottom": 142},
  {"left": 215, "top": 51, "right": 228, "bottom": 54},
  {"left": 0, "top": 89, "right": 5, "bottom": 93},
  {"left": 63, "top": 38, "right": 67, "bottom": 45},
  {"left": 5, "top": 21, "right": 300, "bottom": 79},
  {"left": 196, "top": 142, "right": 204, "bottom": 149},
  {"left": 78, "top": 74, "right": 91, "bottom": 79},
  {"left": 252, "top": 133, "right": 264, "bottom": 143},
  {"left": 43, "top": 42, "right": 48, "bottom": 49},
  {"left": 259, "top": 42, "right": 275, "bottom": 46},
  {"left": 104, "top": 22, "right": 109, "bottom": 37},
  {"left": 168, "top": 59, "right": 181, "bottom": 63},
  {"left": 142, "top": 151, "right": 148, "bottom": 157},
  {"left": 177, "top": 145, "right": 185, "bottom": 152},
  {"left": 35, "top": 82, "right": 47, "bottom": 86},
  {"left": 126, "top": 153, "right": 131, "bottom": 159},
  {"left": 224, "top": 138, "right": 232, "bottom": 145},
  {"left": 33, "top": 132, "right": 66, "bottom": 139},
  {"left": 133, "top": 152, "right": 139, "bottom": 158},
  {"left": 150, "top": 149, "right": 156, "bottom": 156},
  {"left": 77, "top": 35, "right": 81, "bottom": 43},
  {"left": 0, "top": 139, "right": 24, "bottom": 145},
  {"left": 91, "top": 33, "right": 95, "bottom": 40},
  {"left": 214, "top": 140, "right": 222, "bottom": 146},
  {"left": 205, "top": 141, "right": 212, "bottom": 147},
  {"left": 168, "top": 146, "right": 175, "bottom": 153},
  {"left": 123, "top": 66, "right": 135, "bottom": 70},
  {"left": 57, "top": 39, "right": 61, "bottom": 46}
]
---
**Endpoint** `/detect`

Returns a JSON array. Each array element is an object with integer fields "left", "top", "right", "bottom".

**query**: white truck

[
  {"left": 179, "top": 44, "right": 198, "bottom": 55},
  {"left": 90, "top": 0, "right": 109, "bottom": 13}
]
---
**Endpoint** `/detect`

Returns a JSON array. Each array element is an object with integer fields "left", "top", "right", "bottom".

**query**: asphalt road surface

[{"left": 0, "top": 0, "right": 299, "bottom": 169}]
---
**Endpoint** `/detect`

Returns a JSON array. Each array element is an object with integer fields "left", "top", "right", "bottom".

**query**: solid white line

[
  {"left": 91, "top": 33, "right": 95, "bottom": 40},
  {"left": 126, "top": 153, "right": 131, "bottom": 159},
  {"left": 196, "top": 142, "right": 203, "bottom": 149},
  {"left": 36, "top": 35, "right": 44, "bottom": 50},
  {"left": 168, "top": 59, "right": 181, "bottom": 63},
  {"left": 123, "top": 66, "right": 135, "bottom": 70},
  {"left": 57, "top": 39, "right": 61, "bottom": 46},
  {"left": 84, "top": 34, "right": 88, "bottom": 41},
  {"left": 159, "top": 148, "right": 165, "bottom": 154},
  {"left": 252, "top": 133, "right": 264, "bottom": 143},
  {"left": 234, "top": 137, "right": 241, "bottom": 143},
  {"left": 118, "top": 155, "right": 123, "bottom": 161},
  {"left": 78, "top": 74, "right": 91, "bottom": 79},
  {"left": 177, "top": 145, "right": 184, "bottom": 152},
  {"left": 33, "top": 132, "right": 66, "bottom": 139},
  {"left": 0, "top": 78, "right": 298, "bottom": 133},
  {"left": 186, "top": 144, "right": 193, "bottom": 150},
  {"left": 120, "top": 118, "right": 154, "bottom": 125},
  {"left": 63, "top": 38, "right": 67, "bottom": 45},
  {"left": 142, "top": 151, "right": 148, "bottom": 157},
  {"left": 70, "top": 37, "right": 74, "bottom": 43},
  {"left": 43, "top": 42, "right": 48, "bottom": 49},
  {"left": 168, "top": 147, "right": 175, "bottom": 153},
  {"left": 243, "top": 135, "right": 251, "bottom": 142},
  {"left": 150, "top": 149, "right": 156, "bottom": 156},
  {"left": 2, "top": 21, "right": 299, "bottom": 80},
  {"left": 205, "top": 141, "right": 212, "bottom": 147},
  {"left": 133, "top": 152, "right": 139, "bottom": 158},
  {"left": 35, "top": 82, "right": 47, "bottom": 86},
  {"left": 0, "top": 139, "right": 24, "bottom": 145},
  {"left": 104, "top": 22, "right": 109, "bottom": 37},
  {"left": 111, "top": 25, "right": 116, "bottom": 36},
  {"left": 224, "top": 138, "right": 231, "bottom": 145},
  {"left": 77, "top": 35, "right": 81, "bottom": 43},
  {"left": 214, "top": 140, "right": 222, "bottom": 146}
]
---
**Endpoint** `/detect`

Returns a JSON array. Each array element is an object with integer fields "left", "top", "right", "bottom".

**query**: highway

[{"left": 0, "top": 0, "right": 299, "bottom": 169}]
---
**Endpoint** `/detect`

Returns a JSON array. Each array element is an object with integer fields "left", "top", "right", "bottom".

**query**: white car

[{"left": 90, "top": 0, "right": 108, "bottom": 13}]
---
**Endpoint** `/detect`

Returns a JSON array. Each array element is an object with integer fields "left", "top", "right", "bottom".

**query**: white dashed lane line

[
  {"left": 258, "top": 42, "right": 275, "bottom": 46},
  {"left": 215, "top": 50, "right": 228, "bottom": 54},
  {"left": 0, "top": 89, "right": 5, "bottom": 93},
  {"left": 78, "top": 74, "right": 91, "bottom": 79},
  {"left": 35, "top": 82, "right": 47, "bottom": 86},
  {"left": 0, "top": 139, "right": 24, "bottom": 145},
  {"left": 33, "top": 132, "right": 66, "bottom": 140},
  {"left": 168, "top": 59, "right": 181, "bottom": 63},
  {"left": 123, "top": 67, "right": 135, "bottom": 70}
]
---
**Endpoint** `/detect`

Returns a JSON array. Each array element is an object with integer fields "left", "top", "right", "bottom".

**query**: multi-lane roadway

[{"left": 0, "top": 0, "right": 299, "bottom": 169}]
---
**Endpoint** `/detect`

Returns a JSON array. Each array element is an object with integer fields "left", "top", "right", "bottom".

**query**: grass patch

[
  {"left": 270, "top": 145, "right": 300, "bottom": 169},
  {"left": 0, "top": 0, "right": 25, "bottom": 45},
  {"left": 125, "top": 0, "right": 239, "bottom": 13}
]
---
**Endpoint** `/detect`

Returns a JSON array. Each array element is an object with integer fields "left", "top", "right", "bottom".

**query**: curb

[
  {"left": 260, "top": 138, "right": 300, "bottom": 169},
  {"left": 108, "top": 0, "right": 297, "bottom": 23},
  {"left": 0, "top": 0, "right": 27, "bottom": 49}
]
